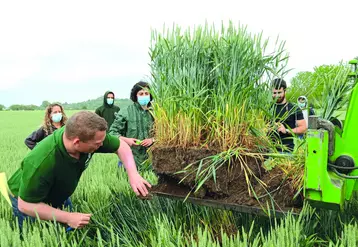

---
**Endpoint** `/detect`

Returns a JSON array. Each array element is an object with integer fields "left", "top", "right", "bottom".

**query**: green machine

[{"left": 304, "top": 58, "right": 358, "bottom": 210}]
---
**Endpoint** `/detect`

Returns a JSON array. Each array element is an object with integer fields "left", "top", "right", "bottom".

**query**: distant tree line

[
  {"left": 0, "top": 97, "right": 132, "bottom": 111},
  {"left": 7, "top": 104, "right": 40, "bottom": 111}
]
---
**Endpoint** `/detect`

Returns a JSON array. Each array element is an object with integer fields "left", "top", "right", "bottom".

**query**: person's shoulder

[
  {"left": 35, "top": 127, "right": 63, "bottom": 154},
  {"left": 95, "top": 105, "right": 104, "bottom": 112},
  {"left": 126, "top": 102, "right": 136, "bottom": 108},
  {"left": 24, "top": 138, "right": 57, "bottom": 169},
  {"left": 97, "top": 133, "right": 120, "bottom": 153},
  {"left": 287, "top": 102, "right": 301, "bottom": 111},
  {"left": 31, "top": 127, "right": 46, "bottom": 137},
  {"left": 123, "top": 103, "right": 136, "bottom": 112},
  {"left": 287, "top": 102, "right": 296, "bottom": 108}
]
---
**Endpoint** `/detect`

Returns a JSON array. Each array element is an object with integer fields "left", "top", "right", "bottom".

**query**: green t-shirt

[{"left": 8, "top": 127, "right": 119, "bottom": 208}]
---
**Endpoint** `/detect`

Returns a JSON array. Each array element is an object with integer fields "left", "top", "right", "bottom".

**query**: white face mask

[
  {"left": 51, "top": 113, "right": 63, "bottom": 123},
  {"left": 107, "top": 98, "right": 114, "bottom": 105},
  {"left": 138, "top": 95, "right": 151, "bottom": 106},
  {"left": 298, "top": 102, "right": 306, "bottom": 109}
]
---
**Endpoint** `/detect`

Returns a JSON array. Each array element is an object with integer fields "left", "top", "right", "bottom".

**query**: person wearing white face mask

[
  {"left": 95, "top": 91, "right": 120, "bottom": 131},
  {"left": 25, "top": 103, "right": 68, "bottom": 150},
  {"left": 297, "top": 96, "right": 315, "bottom": 128},
  {"left": 109, "top": 81, "right": 155, "bottom": 170}
]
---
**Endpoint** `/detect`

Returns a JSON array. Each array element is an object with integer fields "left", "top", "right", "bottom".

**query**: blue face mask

[
  {"left": 51, "top": 113, "right": 62, "bottom": 123},
  {"left": 298, "top": 102, "right": 306, "bottom": 109},
  {"left": 138, "top": 95, "right": 151, "bottom": 106},
  {"left": 107, "top": 98, "right": 114, "bottom": 105}
]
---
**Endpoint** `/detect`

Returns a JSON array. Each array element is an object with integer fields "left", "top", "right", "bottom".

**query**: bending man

[{"left": 8, "top": 111, "right": 151, "bottom": 229}]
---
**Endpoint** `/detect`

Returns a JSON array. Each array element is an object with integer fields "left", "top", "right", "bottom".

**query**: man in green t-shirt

[{"left": 8, "top": 111, "right": 151, "bottom": 230}]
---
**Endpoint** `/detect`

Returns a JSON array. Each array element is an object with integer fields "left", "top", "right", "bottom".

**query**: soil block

[{"left": 151, "top": 146, "right": 303, "bottom": 213}]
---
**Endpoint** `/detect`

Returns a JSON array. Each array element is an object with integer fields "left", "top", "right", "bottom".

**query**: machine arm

[{"left": 304, "top": 59, "right": 358, "bottom": 210}]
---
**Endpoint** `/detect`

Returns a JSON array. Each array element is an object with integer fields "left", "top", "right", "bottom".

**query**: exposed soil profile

[{"left": 151, "top": 146, "right": 303, "bottom": 211}]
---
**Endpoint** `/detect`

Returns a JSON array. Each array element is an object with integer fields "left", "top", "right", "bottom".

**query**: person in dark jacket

[
  {"left": 109, "top": 82, "right": 154, "bottom": 169},
  {"left": 95, "top": 91, "right": 120, "bottom": 130},
  {"left": 25, "top": 103, "right": 68, "bottom": 150},
  {"left": 297, "top": 95, "right": 315, "bottom": 139},
  {"left": 297, "top": 96, "right": 315, "bottom": 124},
  {"left": 271, "top": 79, "right": 307, "bottom": 152}
]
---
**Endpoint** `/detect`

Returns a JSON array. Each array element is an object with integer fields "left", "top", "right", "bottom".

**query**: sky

[{"left": 0, "top": 0, "right": 357, "bottom": 107}]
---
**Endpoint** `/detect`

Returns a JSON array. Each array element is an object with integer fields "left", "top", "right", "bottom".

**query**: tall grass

[
  {"left": 149, "top": 22, "right": 293, "bottom": 206},
  {"left": 2, "top": 111, "right": 358, "bottom": 246},
  {"left": 150, "top": 22, "right": 288, "bottom": 151},
  {"left": 1, "top": 67, "right": 358, "bottom": 246},
  {"left": 314, "top": 63, "right": 352, "bottom": 120}
]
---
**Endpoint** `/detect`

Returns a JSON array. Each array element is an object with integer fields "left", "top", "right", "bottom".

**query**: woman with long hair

[{"left": 25, "top": 103, "right": 68, "bottom": 149}]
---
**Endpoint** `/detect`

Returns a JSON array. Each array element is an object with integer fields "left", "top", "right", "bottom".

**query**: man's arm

[
  {"left": 17, "top": 157, "right": 92, "bottom": 228},
  {"left": 293, "top": 107, "right": 307, "bottom": 134},
  {"left": 277, "top": 119, "right": 307, "bottom": 135},
  {"left": 116, "top": 139, "right": 151, "bottom": 196},
  {"left": 18, "top": 197, "right": 91, "bottom": 228},
  {"left": 18, "top": 197, "right": 70, "bottom": 222},
  {"left": 291, "top": 119, "right": 307, "bottom": 134},
  {"left": 95, "top": 133, "right": 151, "bottom": 196},
  {"left": 287, "top": 106, "right": 307, "bottom": 134},
  {"left": 120, "top": 136, "right": 138, "bottom": 147}
]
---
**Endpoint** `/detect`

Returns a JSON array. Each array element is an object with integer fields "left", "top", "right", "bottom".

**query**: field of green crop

[{"left": 1, "top": 111, "right": 358, "bottom": 246}]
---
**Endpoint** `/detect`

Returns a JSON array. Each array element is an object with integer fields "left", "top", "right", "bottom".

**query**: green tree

[
  {"left": 9, "top": 104, "right": 22, "bottom": 110},
  {"left": 41, "top": 100, "right": 51, "bottom": 108},
  {"left": 24, "top": 104, "right": 39, "bottom": 111},
  {"left": 9, "top": 104, "right": 39, "bottom": 111},
  {"left": 314, "top": 64, "right": 351, "bottom": 119},
  {"left": 288, "top": 64, "right": 350, "bottom": 111},
  {"left": 286, "top": 71, "right": 313, "bottom": 103},
  {"left": 0, "top": 104, "right": 5, "bottom": 111}
]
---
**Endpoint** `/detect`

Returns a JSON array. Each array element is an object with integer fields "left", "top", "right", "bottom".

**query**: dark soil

[
  {"left": 253, "top": 168, "right": 303, "bottom": 208},
  {"left": 151, "top": 146, "right": 303, "bottom": 211}
]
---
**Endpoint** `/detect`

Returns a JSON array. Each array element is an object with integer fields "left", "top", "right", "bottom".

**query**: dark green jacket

[
  {"left": 95, "top": 91, "right": 120, "bottom": 130},
  {"left": 109, "top": 102, "right": 154, "bottom": 166}
]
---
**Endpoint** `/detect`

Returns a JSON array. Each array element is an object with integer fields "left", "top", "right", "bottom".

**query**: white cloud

[{"left": 0, "top": 0, "right": 357, "bottom": 106}]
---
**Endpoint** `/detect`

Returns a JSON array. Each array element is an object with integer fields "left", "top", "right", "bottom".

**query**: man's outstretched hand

[
  {"left": 128, "top": 172, "right": 152, "bottom": 196},
  {"left": 67, "top": 212, "right": 92, "bottom": 229}
]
